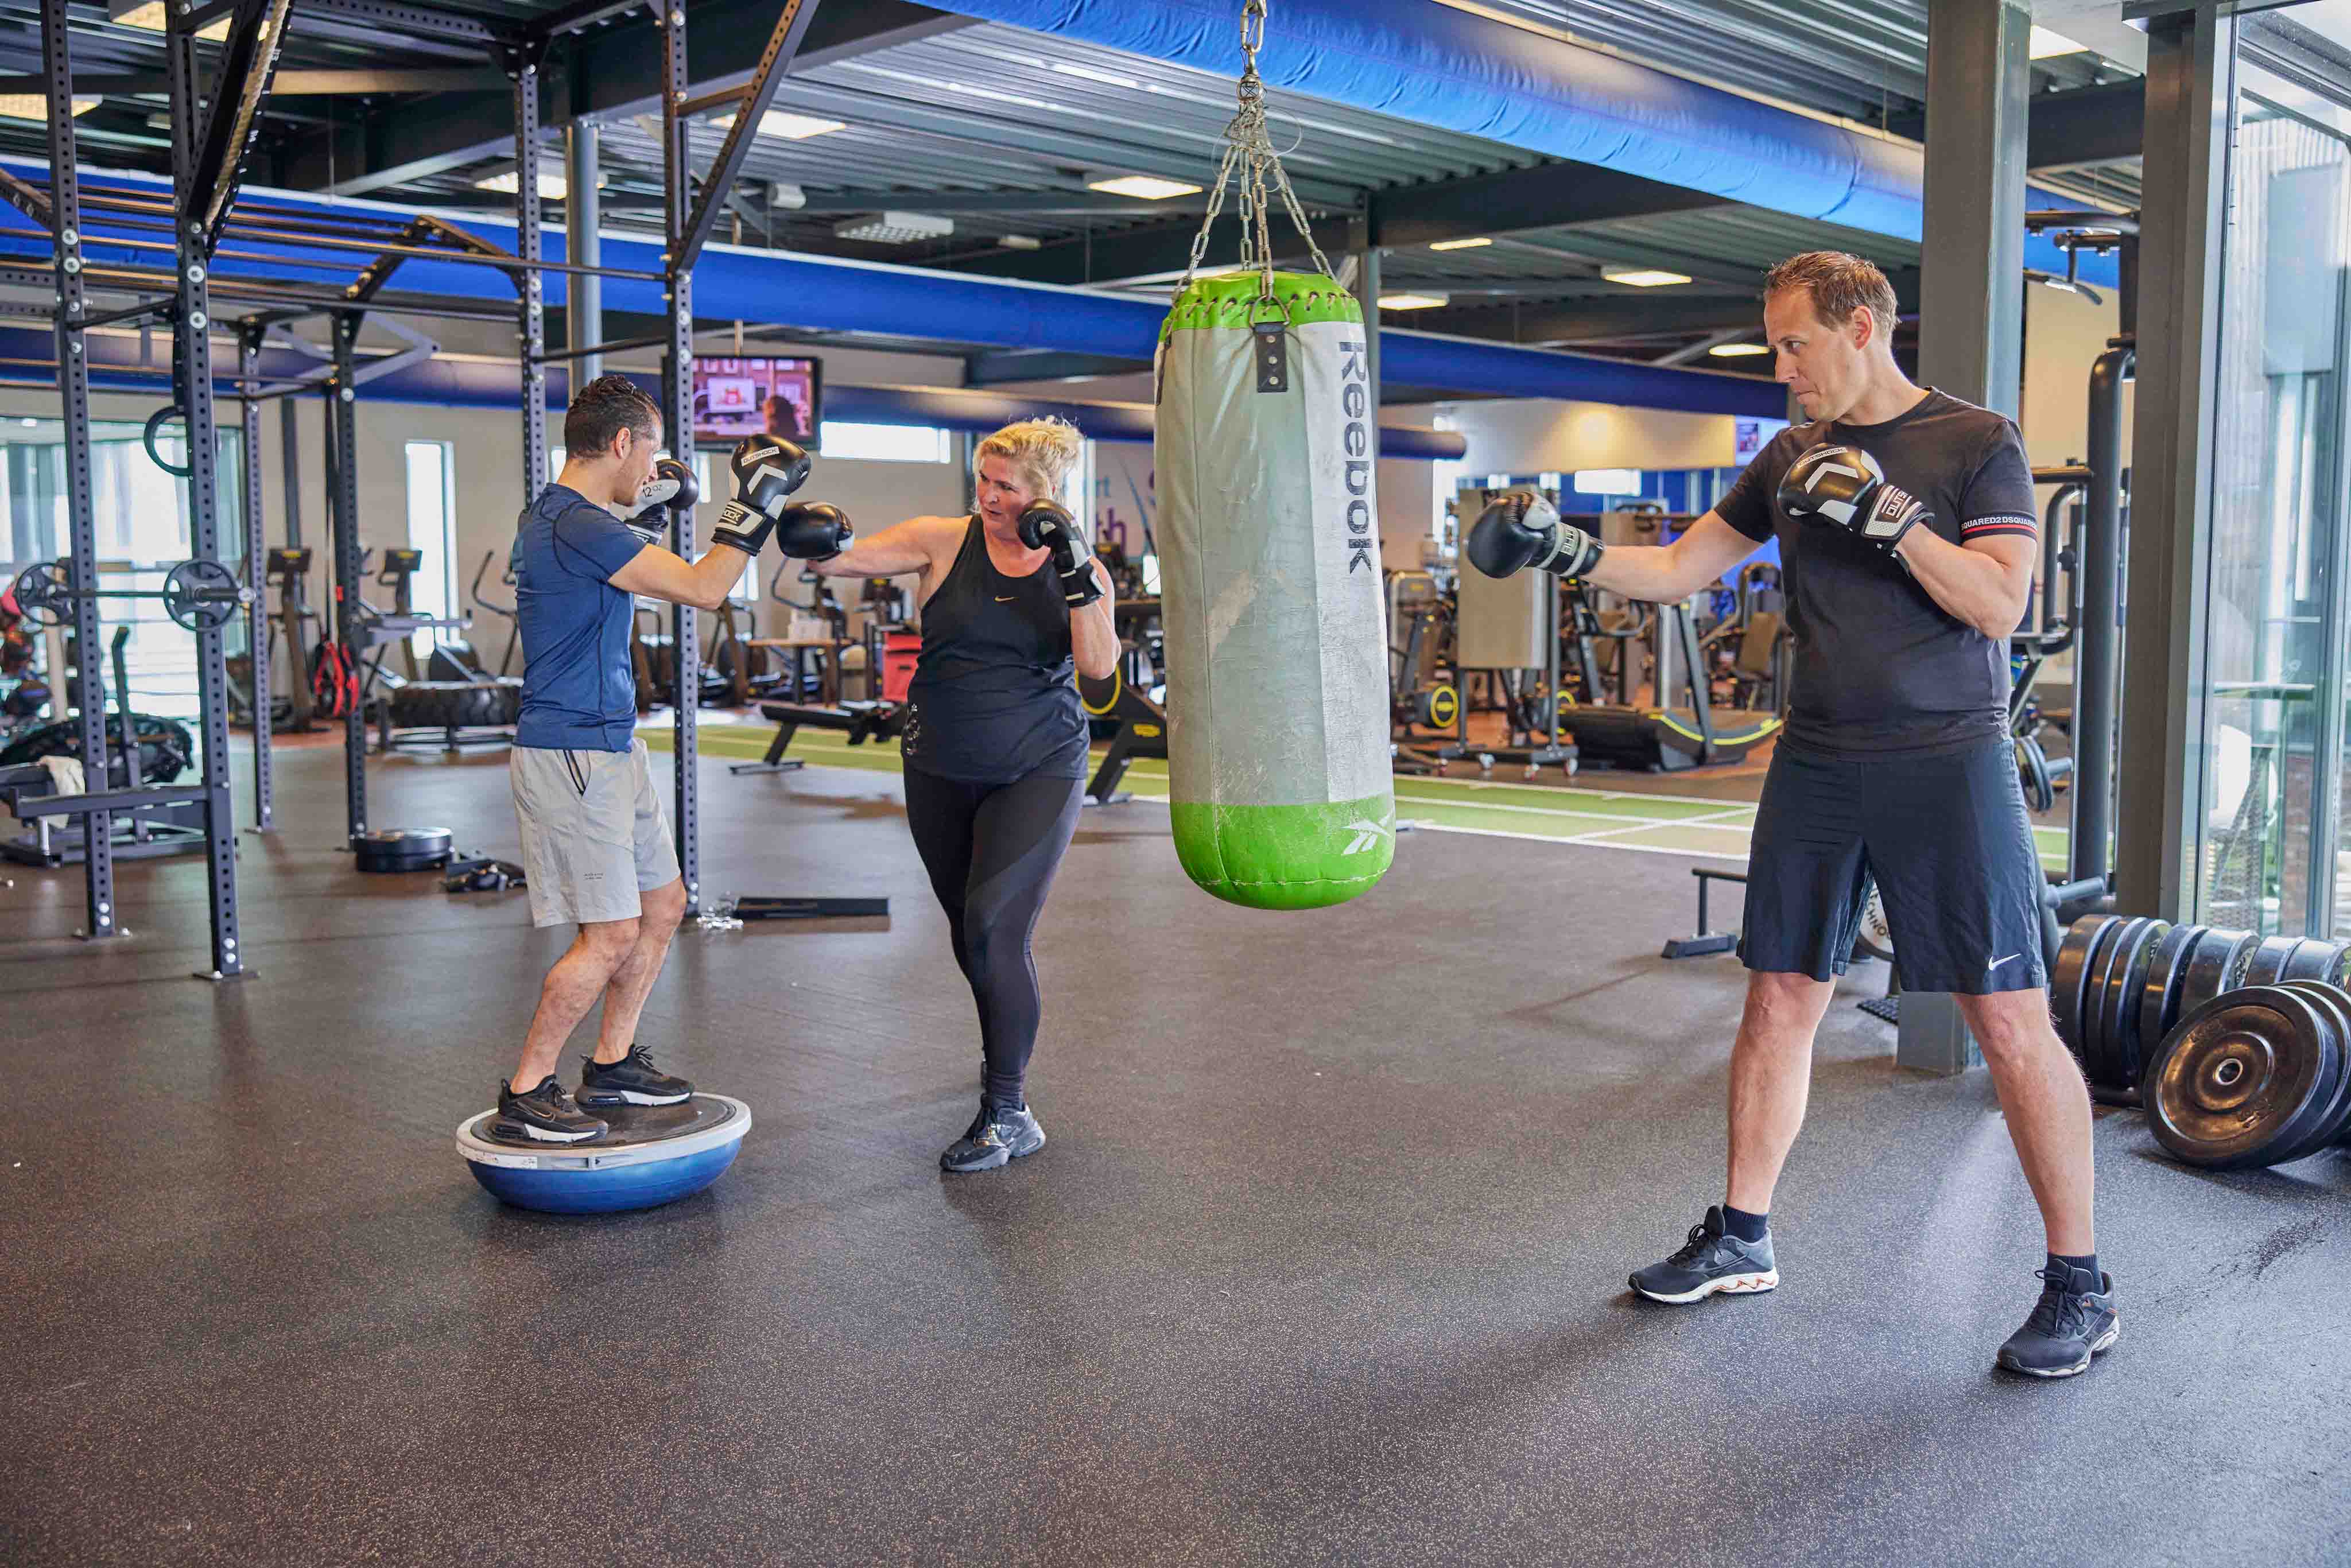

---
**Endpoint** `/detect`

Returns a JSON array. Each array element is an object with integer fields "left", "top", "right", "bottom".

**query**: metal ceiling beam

[
  {"left": 0, "top": 68, "right": 511, "bottom": 95},
  {"left": 938, "top": 160, "right": 1739, "bottom": 285},
  {"left": 964, "top": 348, "right": 1146, "bottom": 385},
  {"left": 1883, "top": 78, "right": 2144, "bottom": 169},
  {"left": 277, "top": 0, "right": 965, "bottom": 196},
  {"left": 1409, "top": 268, "right": 1921, "bottom": 346}
]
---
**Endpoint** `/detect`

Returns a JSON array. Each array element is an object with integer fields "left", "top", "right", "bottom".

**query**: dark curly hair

[{"left": 563, "top": 374, "right": 661, "bottom": 460}]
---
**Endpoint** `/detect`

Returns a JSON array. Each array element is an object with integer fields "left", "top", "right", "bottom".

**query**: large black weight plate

[
  {"left": 8, "top": 560, "right": 68, "bottom": 626},
  {"left": 2139, "top": 923, "right": 2202, "bottom": 1072},
  {"left": 356, "top": 825, "right": 455, "bottom": 872},
  {"left": 2282, "top": 940, "right": 2345, "bottom": 983},
  {"left": 2146, "top": 985, "right": 2340, "bottom": 1170},
  {"left": 2244, "top": 935, "right": 2306, "bottom": 988},
  {"left": 2271, "top": 981, "right": 2351, "bottom": 1163},
  {"left": 2053, "top": 915, "right": 2120, "bottom": 1058},
  {"left": 2179, "top": 927, "right": 2257, "bottom": 1021},
  {"left": 160, "top": 557, "right": 244, "bottom": 632},
  {"left": 2082, "top": 915, "right": 2143, "bottom": 1085},
  {"left": 2102, "top": 918, "right": 2168, "bottom": 1092}
]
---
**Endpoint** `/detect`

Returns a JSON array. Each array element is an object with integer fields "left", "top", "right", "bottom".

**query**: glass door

[{"left": 2195, "top": 93, "right": 2351, "bottom": 935}]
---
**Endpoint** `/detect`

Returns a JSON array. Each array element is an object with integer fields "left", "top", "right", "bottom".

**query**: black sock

[
  {"left": 2049, "top": 1251, "right": 2100, "bottom": 1290},
  {"left": 1721, "top": 1204, "right": 1768, "bottom": 1244}
]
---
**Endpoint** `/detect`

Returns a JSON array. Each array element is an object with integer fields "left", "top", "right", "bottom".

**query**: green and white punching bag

[{"left": 1154, "top": 269, "right": 1394, "bottom": 910}]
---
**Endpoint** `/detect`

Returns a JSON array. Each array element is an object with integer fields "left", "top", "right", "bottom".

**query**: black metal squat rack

[{"left": 3, "top": 0, "right": 828, "bottom": 977}]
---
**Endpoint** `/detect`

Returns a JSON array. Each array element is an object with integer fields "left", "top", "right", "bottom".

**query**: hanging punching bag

[{"left": 1154, "top": 269, "right": 1394, "bottom": 910}]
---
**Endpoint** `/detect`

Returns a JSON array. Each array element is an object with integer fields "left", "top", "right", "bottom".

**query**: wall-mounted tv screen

[{"left": 693, "top": 356, "right": 821, "bottom": 448}]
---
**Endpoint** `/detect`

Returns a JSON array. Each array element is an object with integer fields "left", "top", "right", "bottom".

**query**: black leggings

[{"left": 902, "top": 767, "right": 1084, "bottom": 1110}]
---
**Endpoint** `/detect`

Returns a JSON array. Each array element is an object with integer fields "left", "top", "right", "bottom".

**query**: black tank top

[{"left": 901, "top": 515, "right": 1088, "bottom": 784}]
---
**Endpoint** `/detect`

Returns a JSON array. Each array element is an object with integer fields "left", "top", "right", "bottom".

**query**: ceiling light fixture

[
  {"left": 715, "top": 109, "right": 845, "bottom": 140},
  {"left": 473, "top": 161, "right": 595, "bottom": 200},
  {"left": 1603, "top": 267, "right": 1693, "bottom": 288},
  {"left": 835, "top": 211, "right": 955, "bottom": 244},
  {"left": 1377, "top": 293, "right": 1450, "bottom": 311},
  {"left": 2028, "top": 26, "right": 2088, "bottom": 59},
  {"left": 107, "top": 0, "right": 228, "bottom": 40},
  {"left": 1708, "top": 342, "right": 1770, "bottom": 358},
  {"left": 0, "top": 94, "right": 98, "bottom": 122},
  {"left": 1429, "top": 236, "right": 1492, "bottom": 251},
  {"left": 1086, "top": 174, "right": 1202, "bottom": 201},
  {"left": 998, "top": 234, "right": 1043, "bottom": 251}
]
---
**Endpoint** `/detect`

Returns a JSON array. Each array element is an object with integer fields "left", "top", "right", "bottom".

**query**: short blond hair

[
  {"left": 1764, "top": 250, "right": 1900, "bottom": 336},
  {"left": 973, "top": 416, "right": 1082, "bottom": 498}
]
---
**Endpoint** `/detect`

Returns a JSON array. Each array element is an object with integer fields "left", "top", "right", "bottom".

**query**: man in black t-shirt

[{"left": 1465, "top": 252, "right": 2113, "bottom": 1380}]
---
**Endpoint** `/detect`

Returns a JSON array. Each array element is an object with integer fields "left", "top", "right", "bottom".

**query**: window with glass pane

[
  {"left": 2197, "top": 99, "right": 2351, "bottom": 936},
  {"left": 817, "top": 422, "right": 949, "bottom": 463},
  {"left": 1, "top": 418, "right": 240, "bottom": 726},
  {"left": 404, "top": 440, "right": 457, "bottom": 654}
]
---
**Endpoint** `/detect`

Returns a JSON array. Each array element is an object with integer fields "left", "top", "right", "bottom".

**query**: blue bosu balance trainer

[{"left": 456, "top": 1094, "right": 751, "bottom": 1214}]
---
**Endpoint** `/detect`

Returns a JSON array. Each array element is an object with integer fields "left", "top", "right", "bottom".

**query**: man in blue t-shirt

[
  {"left": 1465, "top": 253, "right": 2115, "bottom": 1382},
  {"left": 499, "top": 374, "right": 852, "bottom": 1143}
]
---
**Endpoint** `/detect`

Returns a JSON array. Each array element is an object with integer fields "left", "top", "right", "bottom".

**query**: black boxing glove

[
  {"left": 1016, "top": 500, "right": 1104, "bottom": 607},
  {"left": 632, "top": 455, "right": 700, "bottom": 518},
  {"left": 1464, "top": 488, "right": 1601, "bottom": 580},
  {"left": 1778, "top": 443, "right": 1930, "bottom": 552},
  {"left": 709, "top": 435, "right": 812, "bottom": 556},
  {"left": 773, "top": 501, "right": 852, "bottom": 561}
]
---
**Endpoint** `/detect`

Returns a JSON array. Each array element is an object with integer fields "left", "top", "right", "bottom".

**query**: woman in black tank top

[{"left": 807, "top": 418, "right": 1120, "bottom": 1173}]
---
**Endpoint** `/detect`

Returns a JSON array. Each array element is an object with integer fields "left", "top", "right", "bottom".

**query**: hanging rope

[{"left": 1180, "top": 0, "right": 1337, "bottom": 301}]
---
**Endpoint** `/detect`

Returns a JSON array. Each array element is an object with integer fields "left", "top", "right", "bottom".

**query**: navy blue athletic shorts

[{"left": 1737, "top": 735, "right": 2050, "bottom": 994}]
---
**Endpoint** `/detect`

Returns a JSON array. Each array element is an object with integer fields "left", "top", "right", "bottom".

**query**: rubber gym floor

[{"left": 5, "top": 738, "right": 2347, "bottom": 1567}]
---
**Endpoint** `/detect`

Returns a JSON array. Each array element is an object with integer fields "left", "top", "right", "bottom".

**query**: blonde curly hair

[{"left": 973, "top": 416, "right": 1083, "bottom": 499}]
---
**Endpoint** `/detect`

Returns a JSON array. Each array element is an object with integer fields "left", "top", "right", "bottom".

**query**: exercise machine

[
  {"left": 1554, "top": 583, "right": 1782, "bottom": 771},
  {"left": 354, "top": 549, "right": 521, "bottom": 753},
  {"left": 728, "top": 698, "right": 906, "bottom": 776},
  {"left": 1079, "top": 662, "right": 1169, "bottom": 805},
  {"left": 0, "top": 626, "right": 205, "bottom": 866}
]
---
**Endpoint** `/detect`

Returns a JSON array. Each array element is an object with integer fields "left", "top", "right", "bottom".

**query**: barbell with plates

[{"left": 9, "top": 557, "right": 251, "bottom": 634}]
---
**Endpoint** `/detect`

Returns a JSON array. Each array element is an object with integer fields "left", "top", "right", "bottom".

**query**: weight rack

[{"left": 6, "top": 0, "right": 832, "bottom": 971}]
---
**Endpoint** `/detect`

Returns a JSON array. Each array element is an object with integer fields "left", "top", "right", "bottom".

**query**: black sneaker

[
  {"left": 496, "top": 1074, "right": 608, "bottom": 1144},
  {"left": 1995, "top": 1265, "right": 2120, "bottom": 1378},
  {"left": 577, "top": 1043, "right": 692, "bottom": 1108},
  {"left": 1628, "top": 1206, "right": 1780, "bottom": 1303},
  {"left": 940, "top": 1102, "right": 1046, "bottom": 1173}
]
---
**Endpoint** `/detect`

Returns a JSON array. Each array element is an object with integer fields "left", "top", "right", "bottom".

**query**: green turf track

[{"left": 646, "top": 720, "right": 2071, "bottom": 869}]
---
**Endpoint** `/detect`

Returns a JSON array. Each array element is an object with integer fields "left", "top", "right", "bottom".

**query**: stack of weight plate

[{"left": 2053, "top": 914, "right": 2351, "bottom": 1168}]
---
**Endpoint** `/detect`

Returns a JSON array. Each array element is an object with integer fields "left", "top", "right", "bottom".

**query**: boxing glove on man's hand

[
  {"left": 773, "top": 502, "right": 852, "bottom": 561},
  {"left": 1777, "top": 444, "right": 1930, "bottom": 552},
  {"left": 1464, "top": 489, "right": 1601, "bottom": 580},
  {"left": 709, "top": 435, "right": 813, "bottom": 555},
  {"left": 1017, "top": 500, "right": 1105, "bottom": 607},
  {"left": 633, "top": 456, "right": 700, "bottom": 518}
]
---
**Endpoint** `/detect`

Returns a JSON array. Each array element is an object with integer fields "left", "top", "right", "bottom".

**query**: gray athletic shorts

[{"left": 510, "top": 739, "right": 680, "bottom": 928}]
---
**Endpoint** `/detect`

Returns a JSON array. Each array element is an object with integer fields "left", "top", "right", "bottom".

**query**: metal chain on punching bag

[
  {"left": 1154, "top": 0, "right": 1395, "bottom": 911},
  {"left": 1180, "top": 0, "right": 1337, "bottom": 302}
]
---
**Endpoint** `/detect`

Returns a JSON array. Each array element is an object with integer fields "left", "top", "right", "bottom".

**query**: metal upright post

[
  {"left": 328, "top": 312, "right": 368, "bottom": 843},
  {"left": 44, "top": 0, "right": 117, "bottom": 941},
  {"left": 661, "top": 3, "right": 701, "bottom": 914},
  {"left": 1902, "top": 0, "right": 2031, "bottom": 1073},
  {"left": 566, "top": 110, "right": 602, "bottom": 386},
  {"left": 2117, "top": 3, "right": 2234, "bottom": 921},
  {"left": 240, "top": 324, "right": 274, "bottom": 832},
  {"left": 164, "top": 0, "right": 247, "bottom": 977},
  {"left": 1347, "top": 215, "right": 1381, "bottom": 398},
  {"left": 511, "top": 42, "right": 549, "bottom": 503},
  {"left": 2073, "top": 344, "right": 2133, "bottom": 887}
]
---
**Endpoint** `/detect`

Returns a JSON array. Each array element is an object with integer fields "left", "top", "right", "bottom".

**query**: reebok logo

[
  {"left": 1338, "top": 339, "right": 1374, "bottom": 574},
  {"left": 1339, "top": 811, "right": 1394, "bottom": 856}
]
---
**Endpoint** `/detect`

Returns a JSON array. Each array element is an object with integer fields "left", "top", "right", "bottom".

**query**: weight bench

[{"left": 729, "top": 699, "right": 904, "bottom": 776}]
